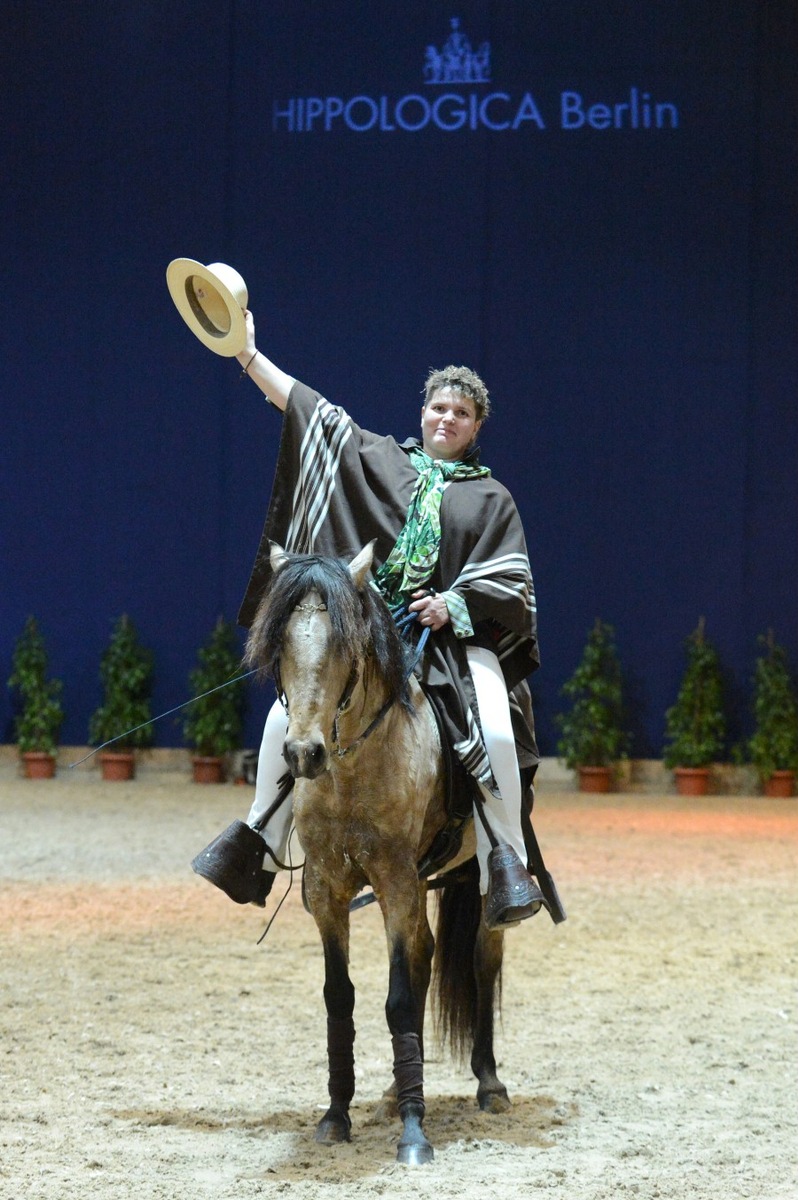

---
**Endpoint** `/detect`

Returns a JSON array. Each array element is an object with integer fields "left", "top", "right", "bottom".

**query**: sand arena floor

[{"left": 1, "top": 765, "right": 796, "bottom": 1200}]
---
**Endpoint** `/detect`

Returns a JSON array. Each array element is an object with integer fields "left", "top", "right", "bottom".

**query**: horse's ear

[
  {"left": 348, "top": 541, "right": 375, "bottom": 590},
  {"left": 269, "top": 542, "right": 290, "bottom": 573}
]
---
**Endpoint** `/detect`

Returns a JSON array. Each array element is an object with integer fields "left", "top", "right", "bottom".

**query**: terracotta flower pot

[
  {"left": 99, "top": 751, "right": 136, "bottom": 781},
  {"left": 674, "top": 766, "right": 711, "bottom": 796},
  {"left": 577, "top": 765, "right": 613, "bottom": 793},
  {"left": 763, "top": 770, "right": 795, "bottom": 798},
  {"left": 21, "top": 751, "right": 57, "bottom": 779},
  {"left": 192, "top": 755, "right": 225, "bottom": 784}
]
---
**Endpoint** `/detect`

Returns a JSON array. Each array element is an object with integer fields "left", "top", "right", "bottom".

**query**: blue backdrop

[{"left": 3, "top": 1, "right": 796, "bottom": 756}]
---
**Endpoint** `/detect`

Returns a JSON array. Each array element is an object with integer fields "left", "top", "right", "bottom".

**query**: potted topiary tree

[
  {"left": 88, "top": 615, "right": 154, "bottom": 780},
  {"left": 556, "top": 618, "right": 629, "bottom": 792},
  {"left": 7, "top": 616, "right": 64, "bottom": 778},
  {"left": 663, "top": 618, "right": 726, "bottom": 795},
  {"left": 748, "top": 631, "right": 798, "bottom": 797},
  {"left": 183, "top": 617, "right": 248, "bottom": 783}
]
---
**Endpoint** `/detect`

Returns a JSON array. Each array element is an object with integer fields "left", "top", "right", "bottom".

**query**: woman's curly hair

[{"left": 423, "top": 365, "right": 491, "bottom": 422}]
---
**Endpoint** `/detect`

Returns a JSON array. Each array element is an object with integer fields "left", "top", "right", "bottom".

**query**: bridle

[{"left": 273, "top": 600, "right": 430, "bottom": 761}]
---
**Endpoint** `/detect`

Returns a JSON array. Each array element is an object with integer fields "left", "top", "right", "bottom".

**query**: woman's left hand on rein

[{"left": 409, "top": 591, "right": 450, "bottom": 631}]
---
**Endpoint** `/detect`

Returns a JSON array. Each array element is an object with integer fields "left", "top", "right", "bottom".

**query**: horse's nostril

[
  {"left": 309, "top": 742, "right": 325, "bottom": 766},
  {"left": 305, "top": 740, "right": 328, "bottom": 778}
]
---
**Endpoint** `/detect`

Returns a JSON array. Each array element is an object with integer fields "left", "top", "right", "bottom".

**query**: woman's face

[{"left": 421, "top": 387, "right": 482, "bottom": 461}]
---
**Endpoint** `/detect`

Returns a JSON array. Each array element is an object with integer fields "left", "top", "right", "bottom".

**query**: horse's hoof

[
  {"left": 315, "top": 1113, "right": 352, "bottom": 1145},
  {"left": 478, "top": 1088, "right": 511, "bottom": 1114},
  {"left": 396, "top": 1138, "right": 434, "bottom": 1166}
]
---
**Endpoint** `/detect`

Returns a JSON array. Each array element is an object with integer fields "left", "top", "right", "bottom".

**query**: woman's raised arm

[{"left": 235, "top": 310, "right": 296, "bottom": 411}]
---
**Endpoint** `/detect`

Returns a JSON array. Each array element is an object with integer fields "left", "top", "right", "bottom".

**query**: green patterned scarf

[{"left": 374, "top": 446, "right": 490, "bottom": 609}]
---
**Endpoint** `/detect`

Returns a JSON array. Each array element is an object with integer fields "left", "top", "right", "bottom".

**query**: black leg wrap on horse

[
  {"left": 391, "top": 1032, "right": 425, "bottom": 1117},
  {"left": 327, "top": 1015, "right": 356, "bottom": 1109}
]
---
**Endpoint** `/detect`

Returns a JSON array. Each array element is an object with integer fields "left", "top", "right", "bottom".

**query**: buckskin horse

[{"left": 244, "top": 542, "right": 529, "bottom": 1165}]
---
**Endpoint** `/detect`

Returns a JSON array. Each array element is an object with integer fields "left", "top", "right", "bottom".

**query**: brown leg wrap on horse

[
  {"left": 391, "top": 1032, "right": 425, "bottom": 1116},
  {"left": 327, "top": 1016, "right": 356, "bottom": 1108}
]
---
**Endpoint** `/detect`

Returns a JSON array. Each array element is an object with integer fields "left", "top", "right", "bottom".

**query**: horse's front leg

[
  {"left": 314, "top": 912, "right": 356, "bottom": 1145},
  {"left": 385, "top": 907, "right": 434, "bottom": 1165},
  {"left": 373, "top": 900, "right": 434, "bottom": 1125}
]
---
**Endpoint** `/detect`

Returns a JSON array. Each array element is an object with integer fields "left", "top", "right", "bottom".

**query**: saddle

[{"left": 413, "top": 686, "right": 475, "bottom": 878}]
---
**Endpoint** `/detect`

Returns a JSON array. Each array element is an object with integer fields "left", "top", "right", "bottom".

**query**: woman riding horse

[{"left": 198, "top": 308, "right": 544, "bottom": 929}]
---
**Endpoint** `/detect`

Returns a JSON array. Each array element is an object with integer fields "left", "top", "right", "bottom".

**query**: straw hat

[{"left": 166, "top": 259, "right": 248, "bottom": 356}]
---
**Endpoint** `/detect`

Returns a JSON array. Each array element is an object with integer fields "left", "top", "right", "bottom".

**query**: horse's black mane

[{"left": 245, "top": 554, "right": 412, "bottom": 709}]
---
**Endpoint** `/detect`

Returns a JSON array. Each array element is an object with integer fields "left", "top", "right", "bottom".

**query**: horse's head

[{"left": 245, "top": 542, "right": 408, "bottom": 780}]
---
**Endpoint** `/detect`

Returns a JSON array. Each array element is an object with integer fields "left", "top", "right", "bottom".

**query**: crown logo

[{"left": 423, "top": 17, "right": 491, "bottom": 85}]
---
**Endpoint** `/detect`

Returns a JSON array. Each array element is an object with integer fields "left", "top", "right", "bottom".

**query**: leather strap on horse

[
  {"left": 471, "top": 784, "right": 500, "bottom": 849},
  {"left": 332, "top": 625, "right": 430, "bottom": 758},
  {"left": 520, "top": 802, "right": 567, "bottom": 925},
  {"left": 391, "top": 1032, "right": 425, "bottom": 1116},
  {"left": 250, "top": 772, "right": 296, "bottom": 870}
]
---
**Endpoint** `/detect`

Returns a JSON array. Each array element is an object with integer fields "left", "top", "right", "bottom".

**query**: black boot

[
  {"left": 191, "top": 819, "right": 276, "bottom": 907},
  {"left": 483, "top": 843, "right": 545, "bottom": 930}
]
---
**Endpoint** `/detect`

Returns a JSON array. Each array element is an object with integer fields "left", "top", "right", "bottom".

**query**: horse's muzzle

[{"left": 283, "top": 736, "right": 328, "bottom": 779}]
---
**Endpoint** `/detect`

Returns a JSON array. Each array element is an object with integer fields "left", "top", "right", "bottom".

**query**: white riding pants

[
  {"left": 466, "top": 645, "right": 528, "bottom": 891},
  {"left": 245, "top": 645, "right": 527, "bottom": 893}
]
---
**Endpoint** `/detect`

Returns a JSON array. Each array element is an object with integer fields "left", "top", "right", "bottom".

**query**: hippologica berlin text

[{"left": 271, "top": 17, "right": 680, "bottom": 136}]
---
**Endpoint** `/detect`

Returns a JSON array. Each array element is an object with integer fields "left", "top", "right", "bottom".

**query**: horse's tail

[{"left": 431, "top": 857, "right": 501, "bottom": 1062}]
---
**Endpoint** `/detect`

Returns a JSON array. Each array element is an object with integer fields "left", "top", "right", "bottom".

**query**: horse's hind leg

[
  {"left": 315, "top": 931, "right": 356, "bottom": 1145},
  {"left": 433, "top": 859, "right": 511, "bottom": 1112},
  {"left": 472, "top": 922, "right": 511, "bottom": 1113}
]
